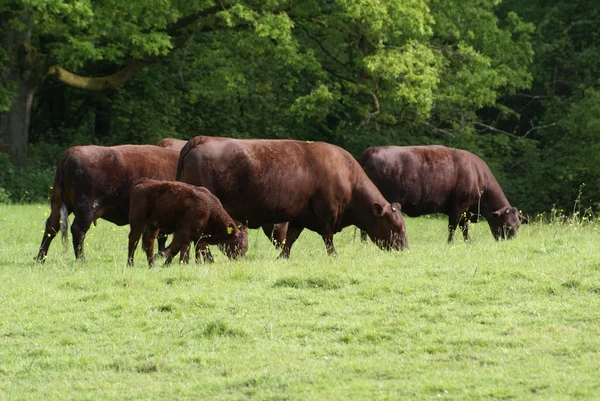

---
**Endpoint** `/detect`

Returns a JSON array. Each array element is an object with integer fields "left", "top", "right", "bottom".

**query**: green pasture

[{"left": 0, "top": 204, "right": 599, "bottom": 400}]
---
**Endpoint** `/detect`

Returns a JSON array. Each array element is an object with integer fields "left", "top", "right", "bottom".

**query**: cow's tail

[
  {"left": 52, "top": 149, "right": 73, "bottom": 249},
  {"left": 60, "top": 203, "right": 69, "bottom": 247},
  {"left": 176, "top": 136, "right": 206, "bottom": 181}
]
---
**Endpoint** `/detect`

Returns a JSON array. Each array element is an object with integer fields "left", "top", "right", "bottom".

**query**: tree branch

[
  {"left": 45, "top": 4, "right": 233, "bottom": 92},
  {"left": 47, "top": 61, "right": 146, "bottom": 91},
  {"left": 474, "top": 121, "right": 557, "bottom": 139},
  {"left": 424, "top": 121, "right": 456, "bottom": 137}
]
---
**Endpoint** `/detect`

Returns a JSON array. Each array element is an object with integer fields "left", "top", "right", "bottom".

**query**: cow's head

[
  {"left": 218, "top": 223, "right": 248, "bottom": 260},
  {"left": 489, "top": 206, "right": 521, "bottom": 240},
  {"left": 367, "top": 202, "right": 408, "bottom": 251}
]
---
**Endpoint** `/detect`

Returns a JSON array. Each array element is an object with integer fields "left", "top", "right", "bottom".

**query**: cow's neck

[
  {"left": 344, "top": 179, "right": 387, "bottom": 232},
  {"left": 480, "top": 179, "right": 510, "bottom": 217}
]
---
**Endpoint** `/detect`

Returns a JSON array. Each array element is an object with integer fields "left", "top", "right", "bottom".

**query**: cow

[
  {"left": 36, "top": 145, "right": 181, "bottom": 263},
  {"left": 176, "top": 136, "right": 408, "bottom": 259},
  {"left": 358, "top": 145, "right": 523, "bottom": 242},
  {"left": 156, "top": 138, "right": 287, "bottom": 247},
  {"left": 127, "top": 179, "right": 246, "bottom": 267}
]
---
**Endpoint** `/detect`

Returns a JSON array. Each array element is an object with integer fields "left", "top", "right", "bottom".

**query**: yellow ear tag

[{"left": 227, "top": 226, "right": 233, "bottom": 234}]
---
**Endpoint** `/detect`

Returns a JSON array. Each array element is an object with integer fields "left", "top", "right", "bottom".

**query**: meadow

[{"left": 0, "top": 204, "right": 599, "bottom": 400}]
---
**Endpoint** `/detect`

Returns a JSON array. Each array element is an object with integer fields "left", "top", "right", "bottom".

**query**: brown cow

[
  {"left": 127, "top": 179, "right": 246, "bottom": 267},
  {"left": 156, "top": 138, "right": 293, "bottom": 248},
  {"left": 176, "top": 136, "right": 408, "bottom": 258},
  {"left": 36, "top": 145, "right": 181, "bottom": 263},
  {"left": 358, "top": 145, "right": 522, "bottom": 242}
]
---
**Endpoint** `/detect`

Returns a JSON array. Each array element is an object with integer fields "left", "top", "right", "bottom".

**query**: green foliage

[
  {"left": 2, "top": 205, "right": 600, "bottom": 399},
  {"left": 6, "top": 0, "right": 599, "bottom": 216},
  {"left": 0, "top": 146, "right": 62, "bottom": 203}
]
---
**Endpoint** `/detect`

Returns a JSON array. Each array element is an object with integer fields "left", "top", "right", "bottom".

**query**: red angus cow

[
  {"left": 156, "top": 137, "right": 284, "bottom": 247},
  {"left": 176, "top": 136, "right": 408, "bottom": 258},
  {"left": 128, "top": 179, "right": 246, "bottom": 267},
  {"left": 36, "top": 145, "right": 180, "bottom": 262},
  {"left": 358, "top": 145, "right": 523, "bottom": 242}
]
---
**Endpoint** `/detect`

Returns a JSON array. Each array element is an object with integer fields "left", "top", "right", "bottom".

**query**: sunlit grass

[{"left": 1, "top": 204, "right": 599, "bottom": 400}]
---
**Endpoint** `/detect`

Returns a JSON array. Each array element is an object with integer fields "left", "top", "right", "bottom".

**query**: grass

[{"left": 1, "top": 204, "right": 600, "bottom": 400}]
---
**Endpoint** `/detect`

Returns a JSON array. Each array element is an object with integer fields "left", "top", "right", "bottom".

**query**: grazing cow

[
  {"left": 176, "top": 136, "right": 408, "bottom": 258},
  {"left": 36, "top": 145, "right": 180, "bottom": 263},
  {"left": 127, "top": 179, "right": 246, "bottom": 267},
  {"left": 358, "top": 145, "right": 523, "bottom": 242},
  {"left": 156, "top": 137, "right": 284, "bottom": 247}
]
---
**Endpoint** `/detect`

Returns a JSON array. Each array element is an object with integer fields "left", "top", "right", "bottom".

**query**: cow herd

[{"left": 36, "top": 136, "right": 523, "bottom": 266}]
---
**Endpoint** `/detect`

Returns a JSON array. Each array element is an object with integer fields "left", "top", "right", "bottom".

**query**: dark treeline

[{"left": 1, "top": 0, "right": 598, "bottom": 216}]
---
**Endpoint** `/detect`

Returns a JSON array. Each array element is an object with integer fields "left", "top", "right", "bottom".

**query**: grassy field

[{"left": 0, "top": 204, "right": 599, "bottom": 400}]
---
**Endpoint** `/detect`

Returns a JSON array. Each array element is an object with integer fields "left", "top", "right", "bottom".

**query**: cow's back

[
  {"left": 62, "top": 145, "right": 180, "bottom": 225},
  {"left": 178, "top": 137, "right": 359, "bottom": 227},
  {"left": 360, "top": 145, "right": 487, "bottom": 217}
]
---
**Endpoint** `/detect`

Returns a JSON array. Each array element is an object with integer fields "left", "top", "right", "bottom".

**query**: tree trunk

[{"left": 0, "top": 11, "right": 40, "bottom": 165}]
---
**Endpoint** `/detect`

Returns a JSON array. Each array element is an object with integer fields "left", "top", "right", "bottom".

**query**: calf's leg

[
  {"left": 128, "top": 223, "right": 145, "bottom": 267},
  {"left": 195, "top": 241, "right": 213, "bottom": 264},
  {"left": 163, "top": 232, "right": 190, "bottom": 266},
  {"left": 156, "top": 231, "right": 168, "bottom": 256},
  {"left": 142, "top": 227, "right": 160, "bottom": 267}
]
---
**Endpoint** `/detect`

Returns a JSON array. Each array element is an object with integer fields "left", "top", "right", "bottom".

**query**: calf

[
  {"left": 176, "top": 136, "right": 408, "bottom": 258},
  {"left": 128, "top": 179, "right": 246, "bottom": 267},
  {"left": 359, "top": 145, "right": 523, "bottom": 242}
]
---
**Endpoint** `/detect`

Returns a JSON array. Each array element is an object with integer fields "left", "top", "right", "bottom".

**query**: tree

[
  {"left": 1, "top": 0, "right": 533, "bottom": 167},
  {"left": 0, "top": 0, "right": 232, "bottom": 163}
]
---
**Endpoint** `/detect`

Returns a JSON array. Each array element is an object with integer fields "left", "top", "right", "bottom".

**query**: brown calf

[{"left": 127, "top": 179, "right": 246, "bottom": 267}]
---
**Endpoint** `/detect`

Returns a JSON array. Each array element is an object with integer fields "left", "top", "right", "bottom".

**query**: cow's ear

[
  {"left": 372, "top": 202, "right": 385, "bottom": 217},
  {"left": 226, "top": 223, "right": 236, "bottom": 235},
  {"left": 519, "top": 211, "right": 529, "bottom": 224},
  {"left": 491, "top": 206, "right": 509, "bottom": 218}
]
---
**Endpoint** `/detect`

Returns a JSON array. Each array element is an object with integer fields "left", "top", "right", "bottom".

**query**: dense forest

[{"left": 0, "top": 0, "right": 598, "bottom": 216}]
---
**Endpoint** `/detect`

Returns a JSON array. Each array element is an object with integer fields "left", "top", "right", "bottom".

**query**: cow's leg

[
  {"left": 142, "top": 227, "right": 160, "bottom": 267},
  {"left": 447, "top": 213, "right": 460, "bottom": 243},
  {"left": 262, "top": 223, "right": 288, "bottom": 248},
  {"left": 195, "top": 241, "right": 214, "bottom": 264},
  {"left": 278, "top": 223, "right": 304, "bottom": 259},
  {"left": 459, "top": 217, "right": 470, "bottom": 242},
  {"left": 179, "top": 241, "right": 191, "bottom": 264},
  {"left": 322, "top": 231, "right": 336, "bottom": 255},
  {"left": 71, "top": 211, "right": 94, "bottom": 261},
  {"left": 448, "top": 204, "right": 470, "bottom": 243},
  {"left": 37, "top": 207, "right": 64, "bottom": 263}
]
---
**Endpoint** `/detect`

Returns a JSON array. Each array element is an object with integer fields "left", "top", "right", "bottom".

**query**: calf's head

[
  {"left": 367, "top": 202, "right": 408, "bottom": 251},
  {"left": 218, "top": 224, "right": 248, "bottom": 260},
  {"left": 489, "top": 206, "right": 521, "bottom": 240}
]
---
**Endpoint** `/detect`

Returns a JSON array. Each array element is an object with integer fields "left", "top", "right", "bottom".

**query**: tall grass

[{"left": 0, "top": 204, "right": 599, "bottom": 400}]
